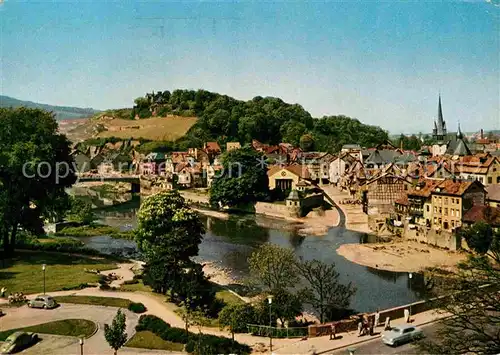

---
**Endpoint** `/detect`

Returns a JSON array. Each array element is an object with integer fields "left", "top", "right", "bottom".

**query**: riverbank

[{"left": 336, "top": 240, "right": 467, "bottom": 272}]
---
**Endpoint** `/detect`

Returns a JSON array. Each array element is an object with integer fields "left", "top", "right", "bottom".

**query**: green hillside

[{"left": 0, "top": 95, "right": 100, "bottom": 120}]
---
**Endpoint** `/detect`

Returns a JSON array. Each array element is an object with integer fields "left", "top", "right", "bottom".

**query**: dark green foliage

[
  {"left": 459, "top": 221, "right": 494, "bottom": 254},
  {"left": 135, "top": 315, "right": 170, "bottom": 332},
  {"left": 122, "top": 279, "right": 139, "bottom": 285},
  {"left": 209, "top": 147, "right": 269, "bottom": 208},
  {"left": 130, "top": 89, "right": 386, "bottom": 153},
  {"left": 81, "top": 136, "right": 123, "bottom": 147},
  {"left": 61, "top": 283, "right": 90, "bottom": 291},
  {"left": 136, "top": 141, "right": 179, "bottom": 154},
  {"left": 393, "top": 134, "right": 422, "bottom": 151},
  {"left": 254, "top": 289, "right": 305, "bottom": 326},
  {"left": 128, "top": 302, "right": 147, "bottom": 314},
  {"left": 0, "top": 107, "right": 76, "bottom": 255},
  {"left": 218, "top": 304, "right": 257, "bottom": 337},
  {"left": 136, "top": 315, "right": 250, "bottom": 354},
  {"left": 66, "top": 196, "right": 94, "bottom": 225}
]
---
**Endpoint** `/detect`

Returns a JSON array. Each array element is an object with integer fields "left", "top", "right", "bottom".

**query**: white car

[{"left": 381, "top": 325, "right": 424, "bottom": 346}]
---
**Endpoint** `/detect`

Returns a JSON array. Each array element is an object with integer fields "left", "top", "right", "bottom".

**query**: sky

[{"left": 1, "top": 0, "right": 499, "bottom": 134}]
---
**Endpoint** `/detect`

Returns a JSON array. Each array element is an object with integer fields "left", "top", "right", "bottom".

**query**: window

[
  {"left": 445, "top": 197, "right": 448, "bottom": 204},
  {"left": 439, "top": 207, "right": 442, "bottom": 214},
  {"left": 444, "top": 208, "right": 448, "bottom": 215},
  {"left": 426, "top": 205, "right": 430, "bottom": 212},
  {"left": 451, "top": 220, "right": 455, "bottom": 228},
  {"left": 488, "top": 177, "right": 493, "bottom": 184},
  {"left": 451, "top": 209, "right": 455, "bottom": 217},
  {"left": 456, "top": 210, "right": 460, "bottom": 218},
  {"left": 434, "top": 206, "right": 437, "bottom": 213},
  {"left": 444, "top": 221, "right": 449, "bottom": 229},
  {"left": 403, "top": 328, "right": 415, "bottom": 334},
  {"left": 498, "top": 177, "right": 500, "bottom": 184},
  {"left": 479, "top": 177, "right": 484, "bottom": 183},
  {"left": 433, "top": 217, "right": 437, "bottom": 224}
]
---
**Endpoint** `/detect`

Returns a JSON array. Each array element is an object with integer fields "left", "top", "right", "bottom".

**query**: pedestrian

[
  {"left": 369, "top": 320, "right": 374, "bottom": 336},
  {"left": 357, "top": 320, "right": 363, "bottom": 336},
  {"left": 404, "top": 308, "right": 410, "bottom": 323},
  {"left": 330, "top": 323, "right": 336, "bottom": 340},
  {"left": 374, "top": 309, "right": 380, "bottom": 328},
  {"left": 384, "top": 317, "right": 391, "bottom": 331},
  {"left": 0, "top": 287, "right": 6, "bottom": 298}
]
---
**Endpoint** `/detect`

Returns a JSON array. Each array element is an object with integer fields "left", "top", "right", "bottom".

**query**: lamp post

[
  {"left": 408, "top": 273, "right": 413, "bottom": 320},
  {"left": 79, "top": 337, "right": 84, "bottom": 355},
  {"left": 267, "top": 295, "right": 273, "bottom": 353},
  {"left": 42, "top": 264, "right": 46, "bottom": 295}
]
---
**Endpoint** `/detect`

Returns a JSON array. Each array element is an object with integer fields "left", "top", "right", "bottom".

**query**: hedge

[
  {"left": 128, "top": 302, "right": 147, "bottom": 314},
  {"left": 135, "top": 315, "right": 250, "bottom": 354}
]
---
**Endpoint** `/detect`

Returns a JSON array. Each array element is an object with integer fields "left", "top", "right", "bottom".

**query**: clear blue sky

[{"left": 1, "top": 0, "right": 499, "bottom": 133}]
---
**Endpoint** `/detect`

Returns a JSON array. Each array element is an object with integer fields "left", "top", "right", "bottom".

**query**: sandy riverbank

[
  {"left": 336, "top": 241, "right": 467, "bottom": 273},
  {"left": 202, "top": 261, "right": 239, "bottom": 285}
]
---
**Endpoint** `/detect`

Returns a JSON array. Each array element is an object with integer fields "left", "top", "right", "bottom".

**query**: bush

[
  {"left": 160, "top": 327, "right": 188, "bottom": 344},
  {"left": 99, "top": 284, "right": 111, "bottom": 290},
  {"left": 185, "top": 334, "right": 251, "bottom": 354},
  {"left": 123, "top": 279, "right": 139, "bottom": 285},
  {"left": 132, "top": 274, "right": 143, "bottom": 280},
  {"left": 136, "top": 315, "right": 170, "bottom": 332},
  {"left": 128, "top": 302, "right": 147, "bottom": 314},
  {"left": 62, "top": 283, "right": 90, "bottom": 291}
]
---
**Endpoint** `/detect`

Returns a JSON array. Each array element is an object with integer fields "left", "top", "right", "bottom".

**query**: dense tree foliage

[
  {"left": 66, "top": 196, "right": 94, "bottom": 225},
  {"left": 135, "top": 191, "right": 215, "bottom": 311},
  {"left": 130, "top": 89, "right": 388, "bottom": 152},
  {"left": 209, "top": 147, "right": 269, "bottom": 208},
  {"left": 459, "top": 222, "right": 500, "bottom": 262},
  {"left": 218, "top": 304, "right": 257, "bottom": 340},
  {"left": 298, "top": 260, "right": 356, "bottom": 323},
  {"left": 393, "top": 134, "right": 422, "bottom": 151},
  {"left": 0, "top": 108, "right": 76, "bottom": 255},
  {"left": 419, "top": 256, "right": 500, "bottom": 354}
]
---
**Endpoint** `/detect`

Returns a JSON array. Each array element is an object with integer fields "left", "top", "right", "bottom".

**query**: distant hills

[{"left": 0, "top": 95, "right": 101, "bottom": 120}]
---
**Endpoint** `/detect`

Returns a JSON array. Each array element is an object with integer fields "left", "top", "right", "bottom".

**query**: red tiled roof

[
  {"left": 433, "top": 179, "right": 482, "bottom": 196},
  {"left": 205, "top": 142, "right": 221, "bottom": 152},
  {"left": 462, "top": 205, "right": 500, "bottom": 226},
  {"left": 408, "top": 179, "right": 442, "bottom": 198},
  {"left": 395, "top": 195, "right": 409, "bottom": 206}
]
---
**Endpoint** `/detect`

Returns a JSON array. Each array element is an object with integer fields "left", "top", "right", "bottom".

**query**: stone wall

[
  {"left": 255, "top": 201, "right": 293, "bottom": 219},
  {"left": 401, "top": 221, "right": 461, "bottom": 250}
]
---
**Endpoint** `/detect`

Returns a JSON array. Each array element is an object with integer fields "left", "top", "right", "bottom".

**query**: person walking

[{"left": 374, "top": 309, "right": 380, "bottom": 328}]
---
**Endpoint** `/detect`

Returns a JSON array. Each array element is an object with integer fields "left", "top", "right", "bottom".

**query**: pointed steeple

[
  {"left": 437, "top": 95, "right": 444, "bottom": 132},
  {"left": 457, "top": 122, "right": 463, "bottom": 140}
]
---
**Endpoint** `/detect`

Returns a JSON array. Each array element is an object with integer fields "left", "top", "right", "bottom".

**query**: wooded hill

[{"left": 126, "top": 89, "right": 388, "bottom": 153}]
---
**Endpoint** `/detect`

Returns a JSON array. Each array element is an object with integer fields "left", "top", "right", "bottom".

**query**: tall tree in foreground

[
  {"left": 104, "top": 309, "right": 128, "bottom": 355},
  {"left": 298, "top": 260, "right": 357, "bottom": 323},
  {"left": 0, "top": 108, "right": 76, "bottom": 255},
  {"left": 418, "top": 256, "right": 500, "bottom": 354},
  {"left": 209, "top": 147, "right": 269, "bottom": 208}
]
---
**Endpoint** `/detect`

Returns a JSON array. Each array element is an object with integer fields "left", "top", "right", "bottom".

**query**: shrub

[
  {"left": 62, "top": 283, "right": 90, "bottom": 291},
  {"left": 128, "top": 302, "right": 147, "bottom": 314},
  {"left": 123, "top": 279, "right": 139, "bottom": 285},
  {"left": 99, "top": 284, "right": 111, "bottom": 290},
  {"left": 136, "top": 315, "right": 170, "bottom": 332},
  {"left": 132, "top": 274, "right": 143, "bottom": 280},
  {"left": 160, "top": 327, "right": 188, "bottom": 344},
  {"left": 185, "top": 334, "right": 251, "bottom": 354}
]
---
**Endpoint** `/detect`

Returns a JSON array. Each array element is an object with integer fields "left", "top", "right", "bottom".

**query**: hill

[{"left": 0, "top": 95, "right": 100, "bottom": 120}]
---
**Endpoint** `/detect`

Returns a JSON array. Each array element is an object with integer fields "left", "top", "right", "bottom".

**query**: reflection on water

[{"left": 71, "top": 195, "right": 430, "bottom": 313}]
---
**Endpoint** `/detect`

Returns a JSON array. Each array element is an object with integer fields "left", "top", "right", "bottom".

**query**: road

[{"left": 330, "top": 323, "right": 441, "bottom": 355}]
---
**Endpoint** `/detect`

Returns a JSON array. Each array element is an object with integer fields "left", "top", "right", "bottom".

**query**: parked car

[
  {"left": 381, "top": 325, "right": 424, "bottom": 346},
  {"left": 0, "top": 332, "right": 38, "bottom": 354},
  {"left": 28, "top": 295, "right": 57, "bottom": 309}
]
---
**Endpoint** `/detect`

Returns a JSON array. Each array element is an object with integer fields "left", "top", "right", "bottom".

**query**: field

[{"left": 64, "top": 115, "right": 197, "bottom": 142}]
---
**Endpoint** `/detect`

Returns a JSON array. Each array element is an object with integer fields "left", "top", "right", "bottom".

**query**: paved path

[
  {"left": 100, "top": 263, "right": 136, "bottom": 287},
  {"left": 0, "top": 304, "right": 139, "bottom": 355}
]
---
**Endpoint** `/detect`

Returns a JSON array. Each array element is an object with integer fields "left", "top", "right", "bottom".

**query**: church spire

[
  {"left": 457, "top": 122, "right": 463, "bottom": 140},
  {"left": 437, "top": 94, "right": 444, "bottom": 130}
]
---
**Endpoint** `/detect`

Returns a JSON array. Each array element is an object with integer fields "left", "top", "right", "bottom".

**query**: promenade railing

[{"left": 247, "top": 324, "right": 308, "bottom": 338}]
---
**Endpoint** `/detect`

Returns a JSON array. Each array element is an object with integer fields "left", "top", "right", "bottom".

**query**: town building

[
  {"left": 226, "top": 142, "right": 241, "bottom": 151},
  {"left": 268, "top": 165, "right": 311, "bottom": 191},
  {"left": 486, "top": 184, "right": 500, "bottom": 208}
]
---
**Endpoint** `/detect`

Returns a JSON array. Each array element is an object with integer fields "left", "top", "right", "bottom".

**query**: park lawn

[
  {"left": 216, "top": 289, "right": 245, "bottom": 306},
  {"left": 0, "top": 319, "right": 96, "bottom": 341},
  {"left": 55, "top": 225, "right": 134, "bottom": 239},
  {"left": 0, "top": 251, "right": 117, "bottom": 294},
  {"left": 54, "top": 295, "right": 132, "bottom": 308},
  {"left": 126, "top": 331, "right": 184, "bottom": 351},
  {"left": 120, "top": 280, "right": 152, "bottom": 293}
]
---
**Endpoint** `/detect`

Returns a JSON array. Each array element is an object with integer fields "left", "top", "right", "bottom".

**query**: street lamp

[
  {"left": 79, "top": 337, "right": 84, "bottom": 355},
  {"left": 267, "top": 295, "right": 273, "bottom": 352},
  {"left": 408, "top": 273, "right": 413, "bottom": 320},
  {"left": 42, "top": 264, "right": 46, "bottom": 295}
]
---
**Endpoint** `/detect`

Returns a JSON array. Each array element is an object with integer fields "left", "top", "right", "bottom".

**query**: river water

[{"left": 75, "top": 195, "right": 428, "bottom": 313}]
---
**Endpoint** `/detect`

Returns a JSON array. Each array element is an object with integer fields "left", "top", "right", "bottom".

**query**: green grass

[
  {"left": 216, "top": 289, "right": 245, "bottom": 306},
  {"left": 0, "top": 251, "right": 117, "bottom": 294},
  {"left": 54, "top": 295, "right": 132, "bottom": 308},
  {"left": 126, "top": 331, "right": 184, "bottom": 351},
  {"left": 120, "top": 280, "right": 152, "bottom": 293},
  {"left": 0, "top": 319, "right": 96, "bottom": 341},
  {"left": 55, "top": 225, "right": 134, "bottom": 239}
]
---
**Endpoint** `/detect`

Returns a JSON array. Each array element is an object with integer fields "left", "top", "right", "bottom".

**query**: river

[{"left": 73, "top": 194, "right": 429, "bottom": 314}]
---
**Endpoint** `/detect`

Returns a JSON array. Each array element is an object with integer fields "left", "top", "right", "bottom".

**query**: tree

[
  {"left": 299, "top": 133, "right": 315, "bottom": 151},
  {"left": 0, "top": 108, "right": 76, "bottom": 255},
  {"left": 255, "top": 289, "right": 305, "bottom": 326},
  {"left": 66, "top": 196, "right": 94, "bottom": 225},
  {"left": 298, "top": 259, "right": 356, "bottom": 323},
  {"left": 218, "top": 304, "right": 257, "bottom": 340},
  {"left": 209, "top": 147, "right": 269, "bottom": 208},
  {"left": 458, "top": 222, "right": 494, "bottom": 254},
  {"left": 247, "top": 243, "right": 299, "bottom": 291},
  {"left": 135, "top": 190, "right": 204, "bottom": 263},
  {"left": 104, "top": 309, "right": 128, "bottom": 355},
  {"left": 281, "top": 121, "right": 307, "bottom": 147},
  {"left": 418, "top": 255, "right": 500, "bottom": 354}
]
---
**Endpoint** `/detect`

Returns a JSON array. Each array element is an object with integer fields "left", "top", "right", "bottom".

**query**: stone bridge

[{"left": 75, "top": 174, "right": 141, "bottom": 193}]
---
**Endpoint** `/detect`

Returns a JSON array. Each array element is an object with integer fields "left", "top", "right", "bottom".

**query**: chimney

[{"left": 480, "top": 129, "right": 484, "bottom": 139}]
